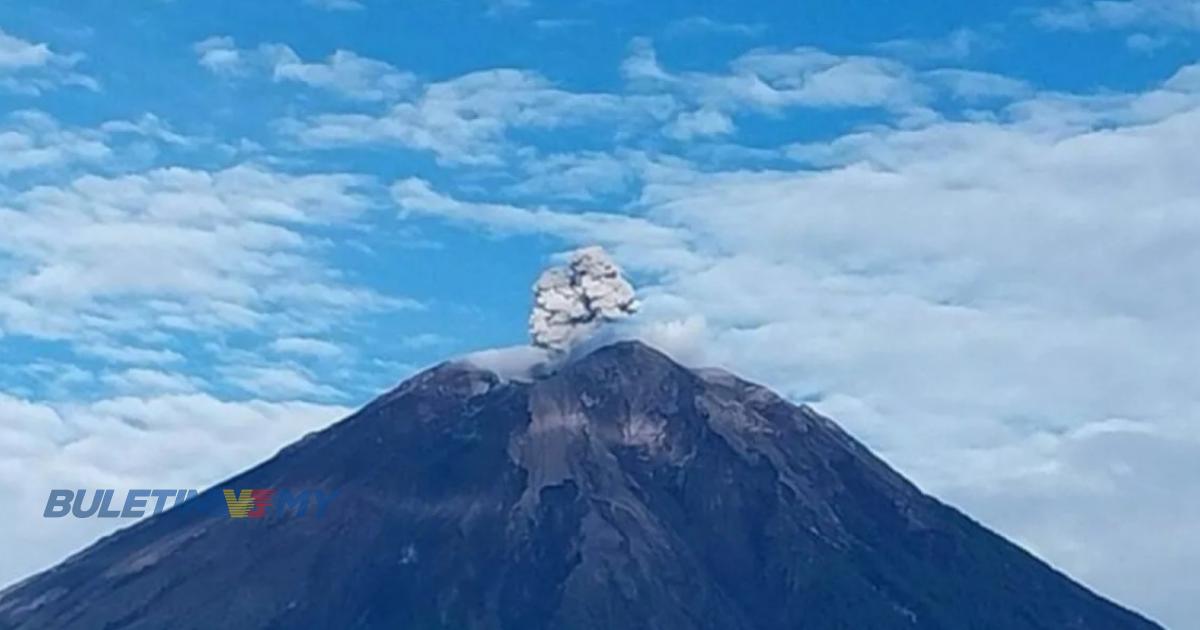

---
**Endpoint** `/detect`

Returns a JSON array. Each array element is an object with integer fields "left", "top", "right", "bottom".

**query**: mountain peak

[
  {"left": 0, "top": 340, "right": 1162, "bottom": 630},
  {"left": 577, "top": 337, "right": 673, "bottom": 361}
]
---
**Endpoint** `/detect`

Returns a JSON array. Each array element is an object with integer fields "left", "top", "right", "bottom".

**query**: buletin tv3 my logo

[
  {"left": 223, "top": 489, "right": 273, "bottom": 518},
  {"left": 43, "top": 488, "right": 338, "bottom": 519}
]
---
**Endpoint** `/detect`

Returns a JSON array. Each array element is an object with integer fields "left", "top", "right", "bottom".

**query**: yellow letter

[{"left": 223, "top": 489, "right": 255, "bottom": 518}]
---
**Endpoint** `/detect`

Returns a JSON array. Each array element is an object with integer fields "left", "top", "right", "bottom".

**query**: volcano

[{"left": 0, "top": 341, "right": 1162, "bottom": 629}]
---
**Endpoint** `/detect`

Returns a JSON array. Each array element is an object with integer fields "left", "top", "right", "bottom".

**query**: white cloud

[
  {"left": 12, "top": 362, "right": 94, "bottom": 400},
  {"left": 219, "top": 37, "right": 1028, "bottom": 165},
  {"left": 666, "top": 16, "right": 765, "bottom": 38},
  {"left": 0, "top": 30, "right": 53, "bottom": 70},
  {"left": 0, "top": 163, "right": 403, "bottom": 345},
  {"left": 283, "top": 68, "right": 673, "bottom": 164},
  {"left": 635, "top": 314, "right": 710, "bottom": 366},
  {"left": 261, "top": 44, "right": 414, "bottom": 101},
  {"left": 269, "top": 336, "right": 344, "bottom": 358},
  {"left": 220, "top": 364, "right": 344, "bottom": 400},
  {"left": 390, "top": 177, "right": 695, "bottom": 269},
  {"left": 396, "top": 61, "right": 1200, "bottom": 628},
  {"left": 918, "top": 415, "right": 1200, "bottom": 626},
  {"left": 459, "top": 345, "right": 550, "bottom": 382},
  {"left": 0, "top": 111, "right": 211, "bottom": 177},
  {"left": 193, "top": 36, "right": 244, "bottom": 76},
  {"left": 0, "top": 28, "right": 95, "bottom": 95},
  {"left": 78, "top": 343, "right": 184, "bottom": 365},
  {"left": 0, "top": 391, "right": 348, "bottom": 587},
  {"left": 4, "top": 23, "right": 1195, "bottom": 627},
  {"left": 101, "top": 368, "right": 202, "bottom": 394},
  {"left": 1166, "top": 62, "right": 1200, "bottom": 91},
  {"left": 624, "top": 38, "right": 925, "bottom": 113},
  {"left": 622, "top": 38, "right": 1038, "bottom": 131},
  {"left": 0, "top": 111, "right": 111, "bottom": 175},
  {"left": 665, "top": 108, "right": 735, "bottom": 140},
  {"left": 1035, "top": 0, "right": 1200, "bottom": 31},
  {"left": 195, "top": 38, "right": 414, "bottom": 101},
  {"left": 506, "top": 150, "right": 634, "bottom": 200},
  {"left": 99, "top": 113, "right": 196, "bottom": 146},
  {"left": 922, "top": 69, "right": 1032, "bottom": 101}
]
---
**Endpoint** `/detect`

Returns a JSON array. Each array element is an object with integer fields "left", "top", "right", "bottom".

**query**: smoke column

[{"left": 529, "top": 246, "right": 638, "bottom": 353}]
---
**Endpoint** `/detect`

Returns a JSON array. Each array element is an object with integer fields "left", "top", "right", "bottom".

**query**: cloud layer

[
  {"left": 0, "top": 391, "right": 348, "bottom": 582},
  {"left": 388, "top": 55, "right": 1200, "bottom": 625},
  {"left": 1, "top": 8, "right": 1198, "bottom": 626},
  {"left": 0, "top": 28, "right": 95, "bottom": 95}
]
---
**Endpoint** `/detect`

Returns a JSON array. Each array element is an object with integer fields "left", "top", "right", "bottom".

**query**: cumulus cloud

[
  {"left": 0, "top": 111, "right": 210, "bottom": 177},
  {"left": 505, "top": 150, "right": 634, "bottom": 201},
  {"left": 0, "top": 28, "right": 96, "bottom": 94},
  {"left": 0, "top": 143, "right": 399, "bottom": 586},
  {"left": 193, "top": 36, "right": 244, "bottom": 76},
  {"left": 219, "top": 365, "right": 344, "bottom": 400},
  {"left": 0, "top": 391, "right": 348, "bottom": 586},
  {"left": 390, "top": 177, "right": 692, "bottom": 263},
  {"left": 398, "top": 59, "right": 1200, "bottom": 627},
  {"left": 0, "top": 30, "right": 53, "bottom": 70},
  {"left": 622, "top": 38, "right": 1041, "bottom": 134},
  {"left": 99, "top": 113, "right": 197, "bottom": 147},
  {"left": 1035, "top": 0, "right": 1200, "bottom": 31},
  {"left": 664, "top": 108, "right": 735, "bottom": 140},
  {"left": 0, "top": 163, "right": 394, "bottom": 340},
  {"left": 7, "top": 19, "right": 1198, "bottom": 627},
  {"left": 623, "top": 38, "right": 924, "bottom": 114},
  {"left": 529, "top": 246, "right": 639, "bottom": 352},
  {"left": 194, "top": 37, "right": 413, "bottom": 100},
  {"left": 280, "top": 68, "right": 674, "bottom": 164},
  {"left": 945, "top": 418, "right": 1200, "bottom": 626},
  {"left": 0, "top": 111, "right": 110, "bottom": 175},
  {"left": 262, "top": 45, "right": 414, "bottom": 101}
]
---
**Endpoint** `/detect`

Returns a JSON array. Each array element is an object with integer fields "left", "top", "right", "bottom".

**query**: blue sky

[{"left": 2, "top": 0, "right": 1199, "bottom": 626}]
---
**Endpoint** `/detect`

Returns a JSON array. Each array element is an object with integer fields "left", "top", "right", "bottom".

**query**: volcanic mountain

[{"left": 0, "top": 341, "right": 1162, "bottom": 629}]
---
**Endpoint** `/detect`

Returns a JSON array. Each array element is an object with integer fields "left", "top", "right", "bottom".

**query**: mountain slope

[{"left": 0, "top": 341, "right": 1162, "bottom": 629}]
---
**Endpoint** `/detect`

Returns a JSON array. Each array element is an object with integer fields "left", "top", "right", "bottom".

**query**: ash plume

[{"left": 529, "top": 246, "right": 638, "bottom": 353}]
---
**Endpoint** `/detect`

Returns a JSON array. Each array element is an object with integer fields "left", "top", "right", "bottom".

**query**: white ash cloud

[{"left": 529, "top": 246, "right": 638, "bottom": 352}]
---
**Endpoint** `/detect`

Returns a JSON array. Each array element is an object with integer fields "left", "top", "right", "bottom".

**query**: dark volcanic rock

[{"left": 0, "top": 341, "right": 1163, "bottom": 629}]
